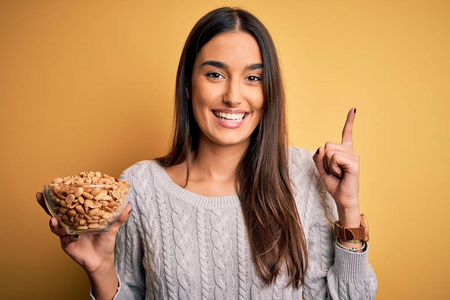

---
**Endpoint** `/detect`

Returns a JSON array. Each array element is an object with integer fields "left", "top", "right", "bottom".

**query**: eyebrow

[{"left": 201, "top": 60, "right": 263, "bottom": 70}]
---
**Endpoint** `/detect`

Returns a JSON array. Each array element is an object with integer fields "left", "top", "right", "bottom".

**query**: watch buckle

[{"left": 343, "top": 227, "right": 355, "bottom": 241}]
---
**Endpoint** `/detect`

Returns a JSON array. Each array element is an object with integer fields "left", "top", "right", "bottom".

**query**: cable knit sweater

[{"left": 105, "top": 147, "right": 377, "bottom": 299}]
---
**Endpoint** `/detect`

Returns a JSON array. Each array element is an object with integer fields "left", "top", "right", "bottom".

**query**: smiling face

[{"left": 190, "top": 31, "right": 264, "bottom": 149}]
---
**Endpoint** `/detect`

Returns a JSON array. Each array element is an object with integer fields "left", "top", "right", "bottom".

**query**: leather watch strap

[{"left": 334, "top": 213, "right": 369, "bottom": 242}]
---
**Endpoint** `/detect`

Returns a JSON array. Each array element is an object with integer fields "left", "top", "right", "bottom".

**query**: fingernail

[
  {"left": 128, "top": 207, "right": 132, "bottom": 215},
  {"left": 354, "top": 108, "right": 357, "bottom": 114},
  {"left": 74, "top": 234, "right": 79, "bottom": 239},
  {"left": 316, "top": 147, "right": 320, "bottom": 154}
]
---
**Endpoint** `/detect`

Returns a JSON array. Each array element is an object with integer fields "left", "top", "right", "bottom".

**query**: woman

[{"left": 37, "top": 7, "right": 377, "bottom": 299}]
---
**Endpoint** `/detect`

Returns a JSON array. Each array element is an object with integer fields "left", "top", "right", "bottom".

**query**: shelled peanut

[{"left": 45, "top": 171, "right": 129, "bottom": 231}]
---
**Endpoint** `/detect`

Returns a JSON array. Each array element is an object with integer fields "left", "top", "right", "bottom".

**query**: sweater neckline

[{"left": 151, "top": 161, "right": 241, "bottom": 209}]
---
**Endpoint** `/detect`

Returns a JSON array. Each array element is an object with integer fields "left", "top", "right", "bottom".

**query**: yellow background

[{"left": 1, "top": 0, "right": 448, "bottom": 299}]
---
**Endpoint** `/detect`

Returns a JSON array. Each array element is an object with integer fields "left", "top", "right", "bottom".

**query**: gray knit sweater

[{"left": 109, "top": 147, "right": 377, "bottom": 299}]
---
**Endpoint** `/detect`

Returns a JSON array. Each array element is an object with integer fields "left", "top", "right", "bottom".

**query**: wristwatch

[{"left": 334, "top": 213, "right": 369, "bottom": 242}]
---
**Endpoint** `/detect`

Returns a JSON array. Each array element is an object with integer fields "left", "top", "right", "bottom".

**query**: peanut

[
  {"left": 75, "top": 205, "right": 85, "bottom": 214},
  {"left": 89, "top": 208, "right": 99, "bottom": 216},
  {"left": 74, "top": 187, "right": 84, "bottom": 197},
  {"left": 90, "top": 187, "right": 102, "bottom": 197},
  {"left": 94, "top": 190, "right": 108, "bottom": 201},
  {"left": 82, "top": 192, "right": 94, "bottom": 199},
  {"left": 52, "top": 178, "right": 63, "bottom": 184},
  {"left": 44, "top": 171, "right": 129, "bottom": 234}
]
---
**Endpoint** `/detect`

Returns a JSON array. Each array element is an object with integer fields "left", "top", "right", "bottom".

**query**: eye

[
  {"left": 247, "top": 75, "right": 262, "bottom": 82},
  {"left": 206, "top": 72, "right": 224, "bottom": 79}
]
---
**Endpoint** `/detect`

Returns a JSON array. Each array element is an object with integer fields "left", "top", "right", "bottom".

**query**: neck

[{"left": 190, "top": 134, "right": 249, "bottom": 182}]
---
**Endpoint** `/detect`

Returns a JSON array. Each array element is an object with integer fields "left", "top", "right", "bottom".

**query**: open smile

[
  {"left": 212, "top": 110, "right": 247, "bottom": 122},
  {"left": 211, "top": 110, "right": 249, "bottom": 128}
]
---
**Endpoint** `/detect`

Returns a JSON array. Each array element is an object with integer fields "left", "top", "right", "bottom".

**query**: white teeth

[{"left": 213, "top": 111, "right": 245, "bottom": 121}]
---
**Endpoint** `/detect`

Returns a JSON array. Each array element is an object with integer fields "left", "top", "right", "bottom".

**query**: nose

[{"left": 222, "top": 78, "right": 243, "bottom": 106}]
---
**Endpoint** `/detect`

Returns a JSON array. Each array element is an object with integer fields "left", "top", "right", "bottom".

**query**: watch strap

[{"left": 334, "top": 214, "right": 369, "bottom": 242}]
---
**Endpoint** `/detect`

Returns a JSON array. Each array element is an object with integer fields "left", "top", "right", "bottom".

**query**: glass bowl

[{"left": 42, "top": 175, "right": 129, "bottom": 235}]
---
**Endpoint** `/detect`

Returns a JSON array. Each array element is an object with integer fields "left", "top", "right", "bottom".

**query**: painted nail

[
  {"left": 316, "top": 148, "right": 320, "bottom": 154},
  {"left": 354, "top": 108, "right": 357, "bottom": 114}
]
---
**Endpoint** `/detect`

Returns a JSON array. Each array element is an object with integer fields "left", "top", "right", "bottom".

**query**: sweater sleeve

[
  {"left": 113, "top": 164, "right": 147, "bottom": 299},
  {"left": 290, "top": 147, "right": 378, "bottom": 299},
  {"left": 89, "top": 164, "right": 146, "bottom": 300}
]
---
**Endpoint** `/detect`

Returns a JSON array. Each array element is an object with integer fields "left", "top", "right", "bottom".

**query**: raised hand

[
  {"left": 313, "top": 108, "right": 361, "bottom": 224},
  {"left": 36, "top": 192, "right": 131, "bottom": 273}
]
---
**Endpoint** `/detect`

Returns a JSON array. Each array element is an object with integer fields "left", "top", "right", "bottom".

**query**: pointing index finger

[{"left": 341, "top": 107, "right": 356, "bottom": 147}]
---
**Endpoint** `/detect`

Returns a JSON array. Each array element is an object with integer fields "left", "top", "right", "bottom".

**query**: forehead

[{"left": 196, "top": 31, "right": 262, "bottom": 65}]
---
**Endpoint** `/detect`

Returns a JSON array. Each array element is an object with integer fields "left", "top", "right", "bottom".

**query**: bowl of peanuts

[{"left": 42, "top": 171, "right": 130, "bottom": 235}]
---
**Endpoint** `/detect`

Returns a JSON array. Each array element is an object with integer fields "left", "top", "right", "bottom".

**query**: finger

[
  {"left": 108, "top": 204, "right": 132, "bottom": 237},
  {"left": 60, "top": 234, "right": 81, "bottom": 247},
  {"left": 326, "top": 151, "right": 360, "bottom": 178},
  {"left": 327, "top": 153, "right": 344, "bottom": 178},
  {"left": 36, "top": 192, "right": 51, "bottom": 216},
  {"left": 323, "top": 150, "right": 330, "bottom": 175},
  {"left": 342, "top": 107, "right": 356, "bottom": 147},
  {"left": 324, "top": 142, "right": 343, "bottom": 152},
  {"left": 49, "top": 216, "right": 68, "bottom": 238},
  {"left": 324, "top": 142, "right": 360, "bottom": 154},
  {"left": 50, "top": 217, "right": 80, "bottom": 246},
  {"left": 323, "top": 142, "right": 345, "bottom": 175},
  {"left": 313, "top": 147, "right": 328, "bottom": 177}
]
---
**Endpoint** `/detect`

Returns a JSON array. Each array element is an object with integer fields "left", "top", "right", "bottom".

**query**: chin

[{"left": 212, "top": 136, "right": 251, "bottom": 147}]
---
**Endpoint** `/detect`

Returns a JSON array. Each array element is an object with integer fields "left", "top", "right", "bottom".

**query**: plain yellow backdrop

[{"left": 1, "top": 0, "right": 448, "bottom": 299}]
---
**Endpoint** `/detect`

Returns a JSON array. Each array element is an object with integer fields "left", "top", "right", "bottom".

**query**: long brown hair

[{"left": 157, "top": 7, "right": 308, "bottom": 287}]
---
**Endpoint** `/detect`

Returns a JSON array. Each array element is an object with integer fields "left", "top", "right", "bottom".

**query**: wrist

[
  {"left": 334, "top": 213, "right": 370, "bottom": 243},
  {"left": 85, "top": 255, "right": 115, "bottom": 276},
  {"left": 87, "top": 258, "right": 118, "bottom": 300},
  {"left": 336, "top": 238, "right": 365, "bottom": 253},
  {"left": 337, "top": 206, "right": 361, "bottom": 227}
]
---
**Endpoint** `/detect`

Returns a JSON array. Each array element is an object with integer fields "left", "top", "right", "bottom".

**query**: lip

[
  {"left": 211, "top": 110, "right": 248, "bottom": 129},
  {"left": 212, "top": 108, "right": 249, "bottom": 114}
]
